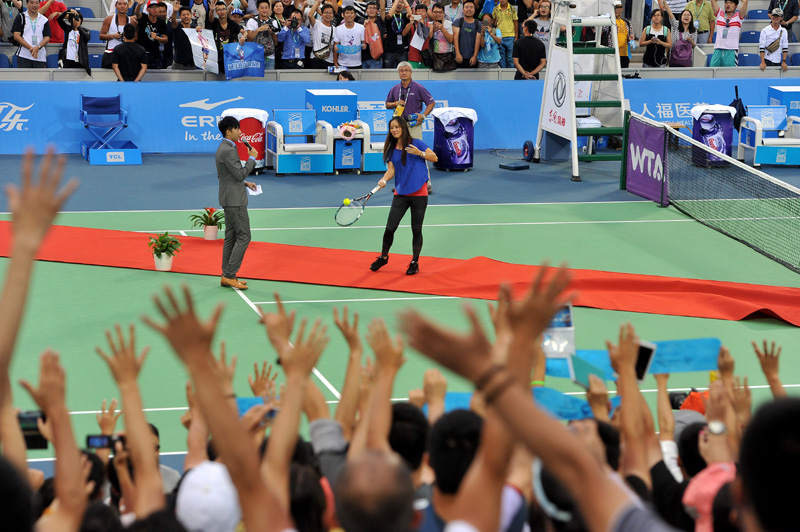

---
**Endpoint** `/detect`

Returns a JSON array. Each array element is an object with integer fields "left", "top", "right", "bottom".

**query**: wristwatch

[{"left": 707, "top": 420, "right": 727, "bottom": 435}]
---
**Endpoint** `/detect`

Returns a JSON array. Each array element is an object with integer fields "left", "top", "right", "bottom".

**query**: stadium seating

[
  {"left": 791, "top": 52, "right": 800, "bottom": 66},
  {"left": 740, "top": 30, "right": 761, "bottom": 43},
  {"left": 11, "top": 54, "right": 17, "bottom": 68},
  {"left": 89, "top": 30, "right": 102, "bottom": 43},
  {"left": 71, "top": 6, "right": 95, "bottom": 17},
  {"left": 738, "top": 52, "right": 761, "bottom": 66},
  {"left": 89, "top": 53, "right": 103, "bottom": 69},
  {"left": 46, "top": 53, "right": 59, "bottom": 68},
  {"left": 747, "top": 9, "right": 769, "bottom": 19}
]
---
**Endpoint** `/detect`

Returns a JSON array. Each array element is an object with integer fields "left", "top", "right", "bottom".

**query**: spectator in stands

[
  {"left": 0, "top": 0, "right": 23, "bottom": 44},
  {"left": 477, "top": 11, "right": 501, "bottom": 66},
  {"left": 429, "top": 2, "right": 455, "bottom": 70},
  {"left": 271, "top": 0, "right": 286, "bottom": 66},
  {"left": 56, "top": 8, "right": 90, "bottom": 73},
  {"left": 100, "top": 0, "right": 138, "bottom": 69},
  {"left": 334, "top": 5, "right": 366, "bottom": 68},
  {"left": 512, "top": 18, "right": 545, "bottom": 78},
  {"left": 38, "top": 0, "right": 66, "bottom": 44},
  {"left": 171, "top": 6, "right": 198, "bottom": 69},
  {"left": 453, "top": 0, "right": 480, "bottom": 68},
  {"left": 112, "top": 22, "right": 148, "bottom": 79},
  {"left": 363, "top": 1, "right": 385, "bottom": 68},
  {"left": 685, "top": 0, "right": 715, "bottom": 43},
  {"left": 278, "top": 9, "right": 310, "bottom": 67},
  {"left": 444, "top": 0, "right": 462, "bottom": 21},
  {"left": 188, "top": 0, "right": 209, "bottom": 27},
  {"left": 760, "top": 7, "right": 789, "bottom": 70},
  {"left": 519, "top": 0, "right": 537, "bottom": 26},
  {"left": 157, "top": 3, "right": 175, "bottom": 68},
  {"left": 601, "top": 1, "right": 631, "bottom": 66},
  {"left": 660, "top": 0, "right": 697, "bottom": 66},
  {"left": 12, "top": 0, "right": 50, "bottom": 68},
  {"left": 383, "top": 0, "right": 411, "bottom": 68},
  {"left": 640, "top": 8, "right": 672, "bottom": 67},
  {"left": 709, "top": 0, "right": 748, "bottom": 66},
  {"left": 138, "top": 0, "right": 169, "bottom": 68},
  {"left": 492, "top": 0, "right": 517, "bottom": 67},
  {"left": 767, "top": 0, "right": 797, "bottom": 42},
  {"left": 532, "top": 0, "right": 551, "bottom": 53},
  {"left": 209, "top": 0, "right": 246, "bottom": 71},
  {"left": 248, "top": 0, "right": 280, "bottom": 69},
  {"left": 407, "top": 3, "right": 430, "bottom": 68},
  {"left": 306, "top": 0, "right": 335, "bottom": 69},
  {"left": 338, "top": 69, "right": 355, "bottom": 78}
]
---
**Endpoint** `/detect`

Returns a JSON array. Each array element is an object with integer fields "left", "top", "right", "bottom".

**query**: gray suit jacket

[{"left": 217, "top": 139, "right": 257, "bottom": 207}]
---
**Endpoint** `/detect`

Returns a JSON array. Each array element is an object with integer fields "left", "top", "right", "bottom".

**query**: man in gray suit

[{"left": 217, "top": 115, "right": 258, "bottom": 290}]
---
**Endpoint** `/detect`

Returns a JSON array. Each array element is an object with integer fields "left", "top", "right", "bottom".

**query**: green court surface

[{"left": 2, "top": 201, "right": 798, "bottom": 461}]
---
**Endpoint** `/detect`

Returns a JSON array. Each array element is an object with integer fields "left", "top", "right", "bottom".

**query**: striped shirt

[{"left": 713, "top": 8, "right": 741, "bottom": 50}]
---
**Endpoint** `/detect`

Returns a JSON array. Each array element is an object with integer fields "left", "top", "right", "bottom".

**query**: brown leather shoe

[
  {"left": 221, "top": 276, "right": 248, "bottom": 290},
  {"left": 220, "top": 277, "right": 247, "bottom": 287}
]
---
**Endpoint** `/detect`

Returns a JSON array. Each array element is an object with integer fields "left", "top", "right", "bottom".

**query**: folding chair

[
  {"left": 737, "top": 52, "right": 761, "bottom": 66},
  {"left": 80, "top": 94, "right": 129, "bottom": 150}
]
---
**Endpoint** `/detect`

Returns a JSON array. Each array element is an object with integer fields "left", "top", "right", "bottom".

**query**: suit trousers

[{"left": 222, "top": 206, "right": 251, "bottom": 278}]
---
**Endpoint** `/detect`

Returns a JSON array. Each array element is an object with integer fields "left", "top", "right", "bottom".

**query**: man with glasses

[
  {"left": 760, "top": 7, "right": 789, "bottom": 70},
  {"left": 708, "top": 0, "right": 748, "bottom": 66}
]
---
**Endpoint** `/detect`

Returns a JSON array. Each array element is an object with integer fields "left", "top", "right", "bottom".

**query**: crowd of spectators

[{"left": 1, "top": 149, "right": 800, "bottom": 532}]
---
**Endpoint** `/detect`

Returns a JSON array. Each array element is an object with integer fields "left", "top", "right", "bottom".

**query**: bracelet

[
  {"left": 475, "top": 364, "right": 504, "bottom": 391},
  {"left": 530, "top": 380, "right": 546, "bottom": 387},
  {"left": 483, "top": 373, "right": 516, "bottom": 405}
]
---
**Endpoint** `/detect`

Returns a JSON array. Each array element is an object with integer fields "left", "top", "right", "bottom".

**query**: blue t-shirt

[
  {"left": 389, "top": 138, "right": 429, "bottom": 195},
  {"left": 478, "top": 27, "right": 502, "bottom": 64}
]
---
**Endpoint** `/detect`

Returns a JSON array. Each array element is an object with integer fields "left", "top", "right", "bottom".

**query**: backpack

[
  {"left": 9, "top": 12, "right": 24, "bottom": 48},
  {"left": 669, "top": 31, "right": 693, "bottom": 67}
]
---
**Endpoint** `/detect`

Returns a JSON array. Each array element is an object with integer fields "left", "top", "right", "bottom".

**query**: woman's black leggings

[{"left": 381, "top": 194, "right": 428, "bottom": 261}]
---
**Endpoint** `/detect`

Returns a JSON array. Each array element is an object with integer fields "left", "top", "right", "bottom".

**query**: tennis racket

[{"left": 335, "top": 185, "right": 382, "bottom": 226}]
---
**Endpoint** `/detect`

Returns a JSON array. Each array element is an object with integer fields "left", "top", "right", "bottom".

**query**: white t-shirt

[
  {"left": 310, "top": 19, "right": 335, "bottom": 62},
  {"left": 334, "top": 22, "right": 364, "bottom": 66},
  {"left": 16, "top": 12, "right": 49, "bottom": 62},
  {"left": 66, "top": 28, "right": 79, "bottom": 60}
]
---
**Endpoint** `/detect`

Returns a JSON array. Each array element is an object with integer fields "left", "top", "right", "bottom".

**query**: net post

[
  {"left": 660, "top": 120, "right": 669, "bottom": 208},
  {"left": 619, "top": 110, "right": 631, "bottom": 190}
]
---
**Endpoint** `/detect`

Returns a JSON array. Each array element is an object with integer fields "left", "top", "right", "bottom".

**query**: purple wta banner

[{"left": 625, "top": 117, "right": 668, "bottom": 207}]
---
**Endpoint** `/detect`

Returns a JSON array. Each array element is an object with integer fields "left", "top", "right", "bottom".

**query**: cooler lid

[
  {"left": 220, "top": 108, "right": 270, "bottom": 127},
  {"left": 430, "top": 107, "right": 478, "bottom": 125}
]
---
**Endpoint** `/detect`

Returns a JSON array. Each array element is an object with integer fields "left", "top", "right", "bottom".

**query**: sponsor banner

[
  {"left": 223, "top": 42, "right": 265, "bottom": 80},
  {"left": 541, "top": 46, "right": 572, "bottom": 139},
  {"left": 626, "top": 117, "right": 667, "bottom": 206},
  {"left": 187, "top": 28, "right": 219, "bottom": 74},
  {"left": 0, "top": 78, "right": 796, "bottom": 155}
]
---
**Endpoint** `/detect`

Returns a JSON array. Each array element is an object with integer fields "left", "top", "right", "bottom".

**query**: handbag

[
  {"left": 766, "top": 35, "right": 781, "bottom": 54},
  {"left": 432, "top": 50, "right": 456, "bottom": 71},
  {"left": 313, "top": 25, "right": 334, "bottom": 60},
  {"left": 420, "top": 47, "right": 433, "bottom": 67},
  {"left": 669, "top": 31, "right": 692, "bottom": 67}
]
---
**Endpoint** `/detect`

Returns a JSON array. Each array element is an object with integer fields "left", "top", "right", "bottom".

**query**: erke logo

[
  {"left": 0, "top": 102, "right": 34, "bottom": 132},
  {"left": 106, "top": 152, "right": 125, "bottom": 162},
  {"left": 629, "top": 144, "right": 663, "bottom": 181}
]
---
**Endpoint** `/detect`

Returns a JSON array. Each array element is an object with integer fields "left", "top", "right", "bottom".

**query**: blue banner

[{"left": 223, "top": 42, "right": 265, "bottom": 80}]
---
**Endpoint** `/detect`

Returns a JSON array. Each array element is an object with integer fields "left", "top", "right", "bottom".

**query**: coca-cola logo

[{"left": 241, "top": 132, "right": 264, "bottom": 144}]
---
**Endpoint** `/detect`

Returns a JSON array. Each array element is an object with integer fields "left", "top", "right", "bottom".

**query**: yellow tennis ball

[{"left": 343, "top": 198, "right": 351, "bottom": 206}]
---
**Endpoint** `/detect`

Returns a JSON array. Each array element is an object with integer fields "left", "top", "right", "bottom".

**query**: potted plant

[
  {"left": 148, "top": 232, "right": 182, "bottom": 271},
  {"left": 189, "top": 207, "right": 225, "bottom": 240}
]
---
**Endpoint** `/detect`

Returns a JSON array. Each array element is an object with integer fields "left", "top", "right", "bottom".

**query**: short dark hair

[
  {"left": 343, "top": 5, "right": 355, "bottom": 13},
  {"left": 82, "top": 451, "right": 106, "bottom": 502},
  {"left": 595, "top": 420, "right": 620, "bottom": 471},
  {"left": 389, "top": 403, "right": 429, "bottom": 471},
  {"left": 462, "top": 0, "right": 475, "bottom": 6},
  {"left": 0, "top": 457, "right": 33, "bottom": 532},
  {"left": 148, "top": 423, "right": 160, "bottom": 440},
  {"left": 81, "top": 501, "right": 123, "bottom": 532},
  {"left": 739, "top": 398, "right": 800, "bottom": 532},
  {"left": 218, "top": 116, "right": 240, "bottom": 136},
  {"left": 431, "top": 1, "right": 444, "bottom": 11},
  {"left": 290, "top": 464, "right": 327, "bottom": 532},
  {"left": 179, "top": 6, "right": 191, "bottom": 13},
  {"left": 677, "top": 422, "right": 707, "bottom": 479},
  {"left": 524, "top": 18, "right": 537, "bottom": 34},
  {"left": 415, "top": 4, "right": 427, "bottom": 11},
  {"left": 123, "top": 23, "right": 136, "bottom": 39},
  {"left": 366, "top": 0, "right": 379, "bottom": 7},
  {"left": 428, "top": 409, "right": 482, "bottom": 494},
  {"left": 321, "top": 3, "right": 334, "bottom": 13},
  {"left": 257, "top": 0, "right": 270, "bottom": 5},
  {"left": 711, "top": 483, "right": 738, "bottom": 532}
]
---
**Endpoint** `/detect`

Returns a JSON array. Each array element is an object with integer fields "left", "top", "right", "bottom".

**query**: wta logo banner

[
  {"left": 0, "top": 102, "right": 34, "bottom": 132},
  {"left": 626, "top": 118, "right": 668, "bottom": 207}
]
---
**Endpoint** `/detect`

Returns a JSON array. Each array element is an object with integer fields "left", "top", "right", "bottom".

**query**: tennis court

[{"left": 1, "top": 150, "right": 798, "bottom": 468}]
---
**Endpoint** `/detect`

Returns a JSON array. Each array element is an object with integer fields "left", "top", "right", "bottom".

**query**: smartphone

[
  {"left": 635, "top": 341, "right": 657, "bottom": 382},
  {"left": 236, "top": 397, "right": 278, "bottom": 419},
  {"left": 412, "top": 14, "right": 421, "bottom": 20},
  {"left": 86, "top": 434, "right": 126, "bottom": 449},
  {"left": 18, "top": 410, "right": 48, "bottom": 450}
]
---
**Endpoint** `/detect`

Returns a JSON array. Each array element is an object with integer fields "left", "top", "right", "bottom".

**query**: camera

[
  {"left": 18, "top": 410, "right": 48, "bottom": 450},
  {"left": 290, "top": 17, "right": 299, "bottom": 28},
  {"left": 86, "top": 434, "right": 127, "bottom": 449}
]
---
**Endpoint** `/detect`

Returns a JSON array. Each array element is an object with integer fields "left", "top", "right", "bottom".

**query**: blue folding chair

[
  {"left": 88, "top": 53, "right": 103, "bottom": 68},
  {"left": 740, "top": 31, "right": 760, "bottom": 43},
  {"left": 791, "top": 52, "right": 800, "bottom": 66},
  {"left": 0, "top": 54, "right": 10, "bottom": 68},
  {"left": 80, "top": 95, "right": 129, "bottom": 150},
  {"left": 89, "top": 30, "right": 102, "bottom": 43},
  {"left": 46, "top": 53, "right": 59, "bottom": 68},
  {"left": 747, "top": 9, "right": 769, "bottom": 19},
  {"left": 738, "top": 52, "right": 761, "bottom": 66},
  {"left": 11, "top": 54, "right": 17, "bottom": 68},
  {"left": 71, "top": 6, "right": 94, "bottom": 17},
  {"left": 706, "top": 54, "right": 713, "bottom": 66}
]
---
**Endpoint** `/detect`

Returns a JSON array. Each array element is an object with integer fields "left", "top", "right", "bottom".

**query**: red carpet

[{"left": 1, "top": 221, "right": 799, "bottom": 327}]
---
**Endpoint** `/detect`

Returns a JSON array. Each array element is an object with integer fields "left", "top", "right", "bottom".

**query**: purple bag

[{"left": 669, "top": 32, "right": 693, "bottom": 67}]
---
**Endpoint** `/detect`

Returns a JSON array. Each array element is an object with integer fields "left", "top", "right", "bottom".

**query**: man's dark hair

[
  {"left": 739, "top": 398, "right": 800, "bottom": 532},
  {"left": 366, "top": 0, "right": 378, "bottom": 7},
  {"left": 81, "top": 501, "right": 123, "bottom": 532},
  {"left": 123, "top": 23, "right": 136, "bottom": 40},
  {"left": 321, "top": 3, "right": 334, "bottom": 13},
  {"left": 82, "top": 451, "right": 107, "bottom": 502},
  {"left": 389, "top": 402, "right": 429, "bottom": 471},
  {"left": 711, "top": 483, "right": 739, "bottom": 532},
  {"left": 677, "top": 422, "right": 707, "bottom": 479},
  {"left": 431, "top": 1, "right": 444, "bottom": 11},
  {"left": 428, "top": 409, "right": 482, "bottom": 494},
  {"left": 179, "top": 6, "right": 191, "bottom": 13},
  {"left": 415, "top": 3, "right": 427, "bottom": 10},
  {"left": 462, "top": 0, "right": 475, "bottom": 6},
  {"left": 127, "top": 510, "right": 188, "bottom": 532},
  {"left": 218, "top": 116, "right": 241, "bottom": 136},
  {"left": 0, "top": 456, "right": 34, "bottom": 531},
  {"left": 343, "top": 5, "right": 355, "bottom": 13},
  {"left": 524, "top": 19, "right": 538, "bottom": 34},
  {"left": 595, "top": 420, "right": 620, "bottom": 471},
  {"left": 334, "top": 451, "right": 415, "bottom": 532},
  {"left": 148, "top": 423, "right": 160, "bottom": 440},
  {"left": 290, "top": 464, "right": 327, "bottom": 532},
  {"left": 257, "top": 0, "right": 270, "bottom": 6},
  {"left": 34, "top": 477, "right": 56, "bottom": 519}
]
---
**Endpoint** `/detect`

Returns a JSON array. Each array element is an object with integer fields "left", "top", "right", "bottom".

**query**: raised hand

[
  {"left": 606, "top": 322, "right": 639, "bottom": 374},
  {"left": 366, "top": 318, "right": 405, "bottom": 372},
  {"left": 19, "top": 350, "right": 66, "bottom": 414},
  {"left": 248, "top": 361, "right": 277, "bottom": 397},
  {"left": 96, "top": 398, "right": 122, "bottom": 435},
  {"left": 279, "top": 319, "right": 329, "bottom": 379},
  {"left": 408, "top": 388, "right": 425, "bottom": 409},
  {"left": 731, "top": 376, "right": 752, "bottom": 426},
  {"left": 752, "top": 340, "right": 781, "bottom": 381},
  {"left": 504, "top": 264, "right": 575, "bottom": 343},
  {"left": 259, "top": 293, "right": 296, "bottom": 359},
  {"left": 586, "top": 374, "right": 610, "bottom": 422},
  {"left": 334, "top": 306, "right": 362, "bottom": 354},
  {"left": 423, "top": 368, "right": 447, "bottom": 405},
  {"left": 7, "top": 147, "right": 79, "bottom": 250},
  {"left": 209, "top": 340, "right": 237, "bottom": 394},
  {"left": 96, "top": 324, "right": 150, "bottom": 386},
  {"left": 142, "top": 285, "right": 223, "bottom": 367},
  {"left": 717, "top": 346, "right": 734, "bottom": 380}
]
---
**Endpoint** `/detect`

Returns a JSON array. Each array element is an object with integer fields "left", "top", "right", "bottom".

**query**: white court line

[
  {"left": 233, "top": 287, "right": 342, "bottom": 400},
  {"left": 178, "top": 230, "right": 187, "bottom": 236},
  {"left": 256, "top": 296, "right": 459, "bottom": 305}
]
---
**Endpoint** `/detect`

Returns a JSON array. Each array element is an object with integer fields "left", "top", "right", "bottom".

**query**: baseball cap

[
  {"left": 614, "top": 2, "right": 622, "bottom": 6},
  {"left": 771, "top": 7, "right": 783, "bottom": 16},
  {"left": 231, "top": 7, "right": 243, "bottom": 14},
  {"left": 175, "top": 461, "right": 242, "bottom": 532},
  {"left": 146, "top": 0, "right": 166, "bottom": 7}
]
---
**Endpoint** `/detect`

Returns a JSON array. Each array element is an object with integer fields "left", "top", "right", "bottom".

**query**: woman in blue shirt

[{"left": 370, "top": 116, "right": 438, "bottom": 275}]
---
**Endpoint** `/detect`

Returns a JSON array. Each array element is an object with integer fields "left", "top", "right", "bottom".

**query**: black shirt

[
  {"left": 210, "top": 17, "right": 243, "bottom": 52},
  {"left": 112, "top": 41, "right": 147, "bottom": 80},
  {"left": 173, "top": 24, "right": 196, "bottom": 65},
  {"left": 512, "top": 34, "right": 545, "bottom": 77},
  {"left": 384, "top": 12, "right": 408, "bottom": 53},
  {"left": 138, "top": 15, "right": 168, "bottom": 57}
]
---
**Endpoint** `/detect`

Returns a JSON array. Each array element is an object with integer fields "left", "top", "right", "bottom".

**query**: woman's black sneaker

[
  {"left": 370, "top": 256, "right": 389, "bottom": 271},
  {"left": 406, "top": 261, "right": 419, "bottom": 275}
]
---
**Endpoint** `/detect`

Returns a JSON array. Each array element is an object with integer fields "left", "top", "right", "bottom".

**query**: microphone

[{"left": 240, "top": 136, "right": 254, "bottom": 150}]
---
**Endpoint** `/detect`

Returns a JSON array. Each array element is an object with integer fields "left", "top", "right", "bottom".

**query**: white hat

[{"left": 175, "top": 461, "right": 242, "bottom": 532}]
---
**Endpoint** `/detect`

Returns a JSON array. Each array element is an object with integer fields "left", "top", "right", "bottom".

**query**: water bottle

[{"left": 407, "top": 113, "right": 419, "bottom": 123}]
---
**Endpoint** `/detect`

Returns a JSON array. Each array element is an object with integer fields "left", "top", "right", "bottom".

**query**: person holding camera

[
  {"left": 247, "top": 0, "right": 280, "bottom": 69},
  {"left": 306, "top": 0, "right": 335, "bottom": 68},
  {"left": 56, "top": 8, "right": 90, "bottom": 73},
  {"left": 278, "top": 9, "right": 310, "bottom": 67}
]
